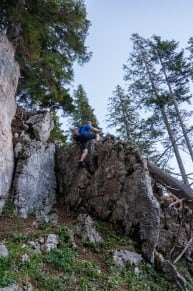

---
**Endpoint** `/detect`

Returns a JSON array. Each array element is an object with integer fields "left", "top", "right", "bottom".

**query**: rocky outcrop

[
  {"left": 13, "top": 140, "right": 56, "bottom": 218},
  {"left": 12, "top": 110, "right": 56, "bottom": 218},
  {"left": 0, "top": 35, "right": 19, "bottom": 211},
  {"left": 56, "top": 136, "right": 160, "bottom": 264},
  {"left": 10, "top": 115, "right": 191, "bottom": 288},
  {"left": 26, "top": 111, "right": 54, "bottom": 142}
]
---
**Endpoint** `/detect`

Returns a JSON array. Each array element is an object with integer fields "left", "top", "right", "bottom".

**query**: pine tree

[
  {"left": 123, "top": 34, "right": 190, "bottom": 184},
  {"left": 0, "top": 0, "right": 91, "bottom": 112},
  {"left": 49, "top": 110, "right": 67, "bottom": 144},
  {"left": 106, "top": 85, "right": 152, "bottom": 153},
  {"left": 106, "top": 85, "right": 134, "bottom": 139},
  {"left": 149, "top": 35, "right": 193, "bottom": 162},
  {"left": 72, "top": 84, "right": 99, "bottom": 127}
]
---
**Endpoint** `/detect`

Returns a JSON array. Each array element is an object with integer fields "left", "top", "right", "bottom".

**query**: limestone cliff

[{"left": 0, "top": 35, "right": 19, "bottom": 211}]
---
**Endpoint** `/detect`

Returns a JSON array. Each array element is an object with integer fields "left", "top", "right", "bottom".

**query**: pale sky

[{"left": 72, "top": 0, "right": 193, "bottom": 133}]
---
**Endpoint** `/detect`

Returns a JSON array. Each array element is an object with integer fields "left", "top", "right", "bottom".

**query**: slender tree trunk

[
  {"left": 160, "top": 107, "right": 189, "bottom": 185},
  {"left": 119, "top": 94, "right": 131, "bottom": 139},
  {"left": 140, "top": 48, "right": 189, "bottom": 185},
  {"left": 159, "top": 58, "right": 193, "bottom": 162},
  {"left": 147, "top": 161, "right": 193, "bottom": 202}
]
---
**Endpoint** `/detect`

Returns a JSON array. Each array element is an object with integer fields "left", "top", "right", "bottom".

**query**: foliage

[
  {"left": 46, "top": 247, "right": 77, "bottom": 273},
  {"left": 0, "top": 213, "right": 183, "bottom": 290},
  {"left": 49, "top": 111, "right": 67, "bottom": 144},
  {"left": 106, "top": 85, "right": 138, "bottom": 139},
  {"left": 0, "top": 257, "right": 15, "bottom": 287},
  {"left": 0, "top": 0, "right": 91, "bottom": 112},
  {"left": 72, "top": 84, "right": 99, "bottom": 127},
  {"left": 123, "top": 33, "right": 193, "bottom": 183},
  {"left": 106, "top": 84, "right": 156, "bottom": 154}
]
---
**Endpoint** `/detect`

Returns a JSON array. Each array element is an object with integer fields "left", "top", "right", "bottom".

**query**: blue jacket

[{"left": 79, "top": 124, "right": 92, "bottom": 134}]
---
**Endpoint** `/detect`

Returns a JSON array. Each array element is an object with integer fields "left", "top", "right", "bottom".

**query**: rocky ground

[{"left": 0, "top": 198, "right": 180, "bottom": 291}]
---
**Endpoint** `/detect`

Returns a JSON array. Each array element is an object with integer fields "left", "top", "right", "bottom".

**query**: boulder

[{"left": 26, "top": 111, "right": 54, "bottom": 143}]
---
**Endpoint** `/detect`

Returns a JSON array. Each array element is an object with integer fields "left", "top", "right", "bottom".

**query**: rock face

[
  {"left": 26, "top": 111, "right": 54, "bottom": 142},
  {"left": 56, "top": 136, "right": 160, "bottom": 263},
  {"left": 13, "top": 140, "right": 56, "bottom": 218},
  {"left": 0, "top": 35, "right": 19, "bottom": 211},
  {"left": 12, "top": 110, "right": 56, "bottom": 218}
]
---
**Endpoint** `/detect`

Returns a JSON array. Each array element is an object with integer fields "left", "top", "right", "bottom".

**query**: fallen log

[{"left": 147, "top": 161, "right": 193, "bottom": 203}]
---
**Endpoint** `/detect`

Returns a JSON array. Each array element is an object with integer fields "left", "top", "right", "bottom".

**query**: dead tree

[{"left": 147, "top": 161, "right": 193, "bottom": 206}]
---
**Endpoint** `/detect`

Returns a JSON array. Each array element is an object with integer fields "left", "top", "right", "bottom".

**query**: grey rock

[
  {"left": 42, "top": 234, "right": 59, "bottom": 252},
  {"left": 0, "top": 244, "right": 9, "bottom": 257},
  {"left": 13, "top": 141, "right": 56, "bottom": 218},
  {"left": 0, "top": 285, "right": 23, "bottom": 291},
  {"left": 21, "top": 253, "right": 30, "bottom": 263},
  {"left": 75, "top": 214, "right": 103, "bottom": 243},
  {"left": 29, "top": 234, "right": 59, "bottom": 254},
  {"left": 0, "top": 35, "right": 19, "bottom": 211},
  {"left": 26, "top": 112, "right": 54, "bottom": 143},
  {"left": 56, "top": 139, "right": 160, "bottom": 263},
  {"left": 113, "top": 250, "right": 143, "bottom": 270},
  {"left": 35, "top": 209, "right": 58, "bottom": 224}
]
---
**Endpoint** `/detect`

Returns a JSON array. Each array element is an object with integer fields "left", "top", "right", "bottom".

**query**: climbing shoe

[{"left": 78, "top": 161, "right": 84, "bottom": 168}]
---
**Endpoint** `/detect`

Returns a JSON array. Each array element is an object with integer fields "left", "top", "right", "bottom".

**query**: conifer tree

[
  {"left": 149, "top": 35, "right": 193, "bottom": 162},
  {"left": 0, "top": 0, "right": 91, "bottom": 112},
  {"left": 72, "top": 84, "right": 99, "bottom": 127},
  {"left": 106, "top": 85, "right": 153, "bottom": 153},
  {"left": 124, "top": 34, "right": 190, "bottom": 184}
]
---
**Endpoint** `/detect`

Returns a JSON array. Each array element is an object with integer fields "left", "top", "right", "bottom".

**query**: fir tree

[
  {"left": 106, "top": 86, "right": 144, "bottom": 149},
  {"left": 123, "top": 34, "right": 190, "bottom": 184},
  {"left": 0, "top": 0, "right": 91, "bottom": 112},
  {"left": 73, "top": 84, "right": 99, "bottom": 127},
  {"left": 149, "top": 35, "right": 193, "bottom": 162}
]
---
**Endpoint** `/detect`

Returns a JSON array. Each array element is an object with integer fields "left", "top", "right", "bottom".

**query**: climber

[{"left": 76, "top": 120, "right": 101, "bottom": 167}]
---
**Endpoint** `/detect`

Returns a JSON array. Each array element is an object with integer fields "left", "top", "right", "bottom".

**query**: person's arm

[{"left": 91, "top": 126, "right": 101, "bottom": 133}]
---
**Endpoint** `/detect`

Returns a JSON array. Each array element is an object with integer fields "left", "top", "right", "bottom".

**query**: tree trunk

[
  {"left": 160, "top": 58, "right": 193, "bottom": 162},
  {"left": 140, "top": 47, "right": 189, "bottom": 185},
  {"left": 160, "top": 107, "right": 189, "bottom": 185},
  {"left": 147, "top": 160, "right": 193, "bottom": 202},
  {"left": 119, "top": 94, "right": 131, "bottom": 139}
]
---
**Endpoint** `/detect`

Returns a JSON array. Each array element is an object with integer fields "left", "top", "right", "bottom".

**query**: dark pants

[{"left": 76, "top": 132, "right": 96, "bottom": 150}]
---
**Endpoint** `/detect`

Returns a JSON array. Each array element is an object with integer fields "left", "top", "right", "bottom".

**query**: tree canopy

[
  {"left": 106, "top": 84, "right": 153, "bottom": 154},
  {"left": 72, "top": 84, "right": 99, "bottom": 127},
  {"left": 0, "top": 0, "right": 91, "bottom": 112},
  {"left": 121, "top": 34, "right": 193, "bottom": 184}
]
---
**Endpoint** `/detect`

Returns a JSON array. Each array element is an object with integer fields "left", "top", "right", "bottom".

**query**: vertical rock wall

[
  {"left": 0, "top": 35, "right": 19, "bottom": 211},
  {"left": 12, "top": 112, "right": 56, "bottom": 218}
]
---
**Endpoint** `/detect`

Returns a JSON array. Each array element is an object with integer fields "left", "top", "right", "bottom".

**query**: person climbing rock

[{"left": 76, "top": 120, "right": 101, "bottom": 167}]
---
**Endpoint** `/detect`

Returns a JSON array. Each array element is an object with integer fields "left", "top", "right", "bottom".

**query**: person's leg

[
  {"left": 95, "top": 133, "right": 100, "bottom": 141},
  {"left": 78, "top": 141, "right": 89, "bottom": 167},
  {"left": 80, "top": 148, "right": 88, "bottom": 162}
]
